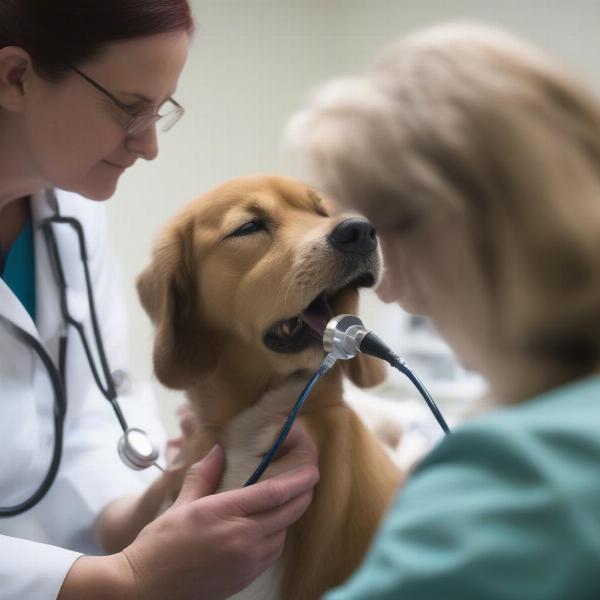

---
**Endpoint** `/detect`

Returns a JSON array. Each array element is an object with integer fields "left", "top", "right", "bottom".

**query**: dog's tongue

[{"left": 301, "top": 295, "right": 334, "bottom": 338}]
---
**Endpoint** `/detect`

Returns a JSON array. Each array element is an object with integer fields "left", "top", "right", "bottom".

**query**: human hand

[
  {"left": 119, "top": 437, "right": 318, "bottom": 600},
  {"left": 165, "top": 402, "right": 197, "bottom": 470},
  {"left": 60, "top": 421, "right": 318, "bottom": 600}
]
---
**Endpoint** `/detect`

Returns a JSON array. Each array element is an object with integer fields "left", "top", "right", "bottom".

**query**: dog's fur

[{"left": 137, "top": 174, "right": 401, "bottom": 600}]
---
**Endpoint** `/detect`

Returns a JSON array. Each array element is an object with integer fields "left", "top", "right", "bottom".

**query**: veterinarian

[
  {"left": 290, "top": 22, "right": 600, "bottom": 600},
  {"left": 0, "top": 2, "right": 319, "bottom": 599}
]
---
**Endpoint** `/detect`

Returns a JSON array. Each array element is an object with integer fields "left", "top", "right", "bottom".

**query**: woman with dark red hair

[{"left": 0, "top": 3, "right": 319, "bottom": 599}]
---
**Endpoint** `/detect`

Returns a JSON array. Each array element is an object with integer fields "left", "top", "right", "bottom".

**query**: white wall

[{"left": 107, "top": 0, "right": 600, "bottom": 436}]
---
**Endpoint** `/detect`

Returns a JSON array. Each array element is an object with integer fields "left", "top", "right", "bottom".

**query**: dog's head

[{"left": 137, "top": 174, "right": 386, "bottom": 391}]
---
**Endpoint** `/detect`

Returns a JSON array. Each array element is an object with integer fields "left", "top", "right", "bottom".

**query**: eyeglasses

[{"left": 68, "top": 66, "right": 184, "bottom": 136}]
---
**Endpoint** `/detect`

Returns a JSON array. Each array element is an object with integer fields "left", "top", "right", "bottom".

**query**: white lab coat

[{"left": 0, "top": 189, "right": 166, "bottom": 600}]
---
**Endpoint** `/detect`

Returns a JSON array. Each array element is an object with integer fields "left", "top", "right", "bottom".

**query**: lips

[{"left": 104, "top": 160, "right": 135, "bottom": 169}]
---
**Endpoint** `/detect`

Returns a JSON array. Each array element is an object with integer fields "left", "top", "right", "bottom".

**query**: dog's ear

[
  {"left": 137, "top": 220, "right": 216, "bottom": 389},
  {"left": 331, "top": 288, "right": 387, "bottom": 388}
]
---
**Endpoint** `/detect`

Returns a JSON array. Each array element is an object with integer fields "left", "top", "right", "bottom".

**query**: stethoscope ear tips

[{"left": 118, "top": 427, "right": 159, "bottom": 470}]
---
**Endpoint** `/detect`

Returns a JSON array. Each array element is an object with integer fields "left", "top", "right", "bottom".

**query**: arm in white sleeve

[{"left": 0, "top": 534, "right": 80, "bottom": 600}]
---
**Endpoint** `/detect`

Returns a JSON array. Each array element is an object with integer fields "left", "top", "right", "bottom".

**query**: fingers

[
  {"left": 251, "top": 489, "right": 314, "bottom": 537},
  {"left": 240, "top": 530, "right": 287, "bottom": 589},
  {"left": 261, "top": 421, "right": 319, "bottom": 480},
  {"left": 140, "top": 470, "right": 173, "bottom": 505},
  {"left": 216, "top": 465, "right": 319, "bottom": 517},
  {"left": 261, "top": 529, "right": 287, "bottom": 565},
  {"left": 166, "top": 403, "right": 198, "bottom": 470},
  {"left": 280, "top": 421, "right": 317, "bottom": 457},
  {"left": 165, "top": 436, "right": 184, "bottom": 468},
  {"left": 176, "top": 402, "right": 197, "bottom": 437},
  {"left": 173, "top": 445, "right": 225, "bottom": 507}
]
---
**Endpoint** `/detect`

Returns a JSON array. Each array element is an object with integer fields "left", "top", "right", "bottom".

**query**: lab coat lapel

[
  {"left": 0, "top": 191, "right": 52, "bottom": 340},
  {"left": 31, "top": 189, "right": 61, "bottom": 348}
]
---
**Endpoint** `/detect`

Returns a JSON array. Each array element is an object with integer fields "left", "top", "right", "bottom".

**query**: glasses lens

[
  {"left": 159, "top": 102, "right": 184, "bottom": 132},
  {"left": 125, "top": 114, "right": 160, "bottom": 136},
  {"left": 124, "top": 100, "right": 184, "bottom": 136}
]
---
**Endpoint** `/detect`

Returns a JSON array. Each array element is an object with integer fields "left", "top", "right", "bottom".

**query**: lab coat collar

[
  {"left": 32, "top": 189, "right": 62, "bottom": 346},
  {"left": 0, "top": 189, "right": 63, "bottom": 343}
]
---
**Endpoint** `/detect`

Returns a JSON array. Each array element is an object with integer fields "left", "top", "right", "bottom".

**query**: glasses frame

[{"left": 68, "top": 66, "right": 184, "bottom": 136}]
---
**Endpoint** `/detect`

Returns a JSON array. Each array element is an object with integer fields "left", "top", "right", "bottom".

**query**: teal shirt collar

[{"left": 0, "top": 222, "right": 37, "bottom": 322}]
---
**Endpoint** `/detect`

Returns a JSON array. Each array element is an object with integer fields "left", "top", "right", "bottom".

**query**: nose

[
  {"left": 126, "top": 125, "right": 159, "bottom": 161},
  {"left": 327, "top": 218, "right": 378, "bottom": 255}
]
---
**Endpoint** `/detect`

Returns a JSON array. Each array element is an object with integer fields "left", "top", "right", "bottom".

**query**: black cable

[
  {"left": 0, "top": 316, "right": 66, "bottom": 516},
  {"left": 42, "top": 218, "right": 129, "bottom": 433},
  {"left": 390, "top": 357, "right": 451, "bottom": 435},
  {"left": 361, "top": 331, "right": 451, "bottom": 435},
  {"left": 244, "top": 356, "right": 335, "bottom": 486}
]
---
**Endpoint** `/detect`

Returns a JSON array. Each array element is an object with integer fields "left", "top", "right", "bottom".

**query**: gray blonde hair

[{"left": 288, "top": 22, "right": 600, "bottom": 380}]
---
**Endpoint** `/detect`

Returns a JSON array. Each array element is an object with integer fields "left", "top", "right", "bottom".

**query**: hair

[
  {"left": 0, "top": 0, "right": 194, "bottom": 80},
  {"left": 288, "top": 22, "right": 600, "bottom": 389}
]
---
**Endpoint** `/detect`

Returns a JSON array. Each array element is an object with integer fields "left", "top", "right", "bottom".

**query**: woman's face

[
  {"left": 372, "top": 213, "right": 496, "bottom": 373},
  {"left": 21, "top": 31, "right": 189, "bottom": 200}
]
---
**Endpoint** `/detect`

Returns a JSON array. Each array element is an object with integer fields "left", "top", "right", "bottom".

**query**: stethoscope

[
  {"left": 0, "top": 207, "right": 161, "bottom": 518},
  {"left": 244, "top": 314, "right": 451, "bottom": 486}
]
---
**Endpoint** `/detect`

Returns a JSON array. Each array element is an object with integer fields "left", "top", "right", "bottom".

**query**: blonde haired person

[{"left": 289, "top": 22, "right": 600, "bottom": 600}]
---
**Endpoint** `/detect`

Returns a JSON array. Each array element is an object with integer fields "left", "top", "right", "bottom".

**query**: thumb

[{"left": 173, "top": 444, "right": 225, "bottom": 506}]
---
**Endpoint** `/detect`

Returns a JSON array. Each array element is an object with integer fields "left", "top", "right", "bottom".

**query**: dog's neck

[{"left": 184, "top": 347, "right": 346, "bottom": 441}]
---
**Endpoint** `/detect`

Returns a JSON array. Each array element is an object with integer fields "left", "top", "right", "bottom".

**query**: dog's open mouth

[{"left": 263, "top": 272, "right": 375, "bottom": 354}]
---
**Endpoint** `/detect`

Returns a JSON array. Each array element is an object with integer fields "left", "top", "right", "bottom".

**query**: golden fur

[{"left": 137, "top": 174, "right": 401, "bottom": 600}]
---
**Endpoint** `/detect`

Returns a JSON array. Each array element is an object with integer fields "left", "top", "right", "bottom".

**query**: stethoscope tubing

[
  {"left": 0, "top": 315, "right": 66, "bottom": 516},
  {"left": 42, "top": 217, "right": 129, "bottom": 431}
]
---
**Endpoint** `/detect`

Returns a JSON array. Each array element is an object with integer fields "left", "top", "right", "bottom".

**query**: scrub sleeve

[{"left": 324, "top": 376, "right": 600, "bottom": 600}]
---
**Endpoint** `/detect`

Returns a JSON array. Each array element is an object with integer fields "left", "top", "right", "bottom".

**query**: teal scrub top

[
  {"left": 0, "top": 222, "right": 36, "bottom": 322},
  {"left": 325, "top": 375, "right": 600, "bottom": 600}
]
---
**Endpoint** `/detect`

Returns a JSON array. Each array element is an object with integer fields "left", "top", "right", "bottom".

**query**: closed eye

[{"left": 228, "top": 219, "right": 268, "bottom": 238}]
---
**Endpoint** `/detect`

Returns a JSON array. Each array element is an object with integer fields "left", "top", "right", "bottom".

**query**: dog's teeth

[
  {"left": 275, "top": 317, "right": 304, "bottom": 338},
  {"left": 290, "top": 317, "right": 303, "bottom": 335},
  {"left": 274, "top": 316, "right": 305, "bottom": 338}
]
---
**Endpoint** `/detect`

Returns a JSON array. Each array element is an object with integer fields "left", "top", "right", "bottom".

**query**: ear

[
  {"left": 137, "top": 220, "right": 216, "bottom": 389},
  {"left": 0, "top": 47, "right": 33, "bottom": 112},
  {"left": 331, "top": 287, "right": 388, "bottom": 388}
]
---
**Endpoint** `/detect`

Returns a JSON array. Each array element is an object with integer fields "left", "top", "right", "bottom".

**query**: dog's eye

[{"left": 229, "top": 219, "right": 267, "bottom": 238}]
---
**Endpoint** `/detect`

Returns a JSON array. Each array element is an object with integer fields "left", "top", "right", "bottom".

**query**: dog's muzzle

[{"left": 263, "top": 218, "right": 380, "bottom": 354}]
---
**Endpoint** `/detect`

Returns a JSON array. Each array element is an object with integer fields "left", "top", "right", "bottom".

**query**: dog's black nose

[{"left": 328, "top": 218, "right": 377, "bottom": 255}]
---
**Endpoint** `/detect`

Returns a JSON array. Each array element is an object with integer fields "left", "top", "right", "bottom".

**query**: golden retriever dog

[{"left": 137, "top": 174, "right": 401, "bottom": 600}]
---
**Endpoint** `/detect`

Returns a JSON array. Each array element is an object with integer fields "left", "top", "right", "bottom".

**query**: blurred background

[{"left": 107, "top": 0, "right": 600, "bottom": 441}]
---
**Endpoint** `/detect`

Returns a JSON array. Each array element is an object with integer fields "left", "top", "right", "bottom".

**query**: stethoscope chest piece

[{"left": 118, "top": 428, "right": 159, "bottom": 470}]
